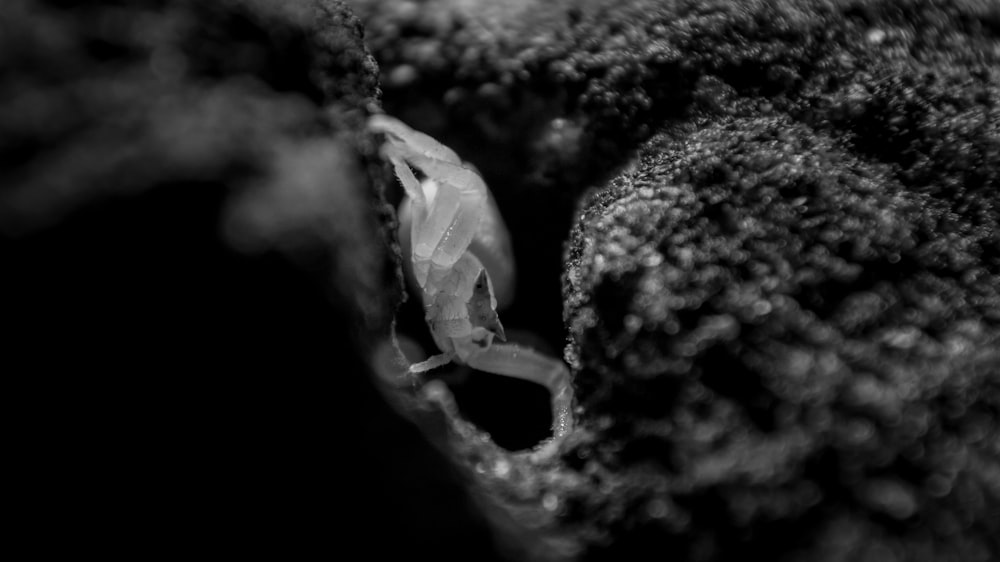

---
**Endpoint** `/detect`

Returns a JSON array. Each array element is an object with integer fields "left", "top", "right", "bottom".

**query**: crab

[{"left": 368, "top": 114, "right": 574, "bottom": 440}]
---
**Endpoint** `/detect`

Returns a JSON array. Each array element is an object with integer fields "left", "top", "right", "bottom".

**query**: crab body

[{"left": 368, "top": 114, "right": 574, "bottom": 439}]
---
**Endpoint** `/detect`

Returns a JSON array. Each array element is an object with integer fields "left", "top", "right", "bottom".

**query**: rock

[
  {"left": 1, "top": 1, "right": 502, "bottom": 558},
  {"left": 563, "top": 114, "right": 1000, "bottom": 560},
  {"left": 356, "top": 0, "right": 1000, "bottom": 560}
]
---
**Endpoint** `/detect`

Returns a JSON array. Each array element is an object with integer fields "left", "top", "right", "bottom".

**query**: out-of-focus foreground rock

[
  {"left": 3, "top": 1, "right": 506, "bottom": 558},
  {"left": 356, "top": 0, "right": 1000, "bottom": 561}
]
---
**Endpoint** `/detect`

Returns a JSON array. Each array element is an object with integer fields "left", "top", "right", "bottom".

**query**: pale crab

[{"left": 369, "top": 114, "right": 574, "bottom": 441}]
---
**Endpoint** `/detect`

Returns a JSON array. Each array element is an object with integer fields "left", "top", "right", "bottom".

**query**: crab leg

[
  {"left": 369, "top": 115, "right": 487, "bottom": 285},
  {"left": 368, "top": 114, "right": 462, "bottom": 165},
  {"left": 375, "top": 113, "right": 514, "bottom": 305},
  {"left": 395, "top": 150, "right": 486, "bottom": 275},
  {"left": 464, "top": 343, "right": 575, "bottom": 438},
  {"left": 407, "top": 351, "right": 455, "bottom": 374}
]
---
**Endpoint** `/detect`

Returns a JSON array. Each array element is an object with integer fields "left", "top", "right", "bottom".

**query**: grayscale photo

[{"left": 4, "top": 1, "right": 998, "bottom": 560}]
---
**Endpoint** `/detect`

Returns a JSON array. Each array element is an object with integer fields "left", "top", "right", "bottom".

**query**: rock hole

[{"left": 450, "top": 371, "right": 553, "bottom": 452}]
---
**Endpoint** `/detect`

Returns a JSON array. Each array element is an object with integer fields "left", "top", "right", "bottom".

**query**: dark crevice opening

[{"left": 392, "top": 254, "right": 560, "bottom": 452}]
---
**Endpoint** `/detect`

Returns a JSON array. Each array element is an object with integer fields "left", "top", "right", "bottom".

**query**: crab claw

[
  {"left": 468, "top": 268, "right": 505, "bottom": 341},
  {"left": 493, "top": 319, "right": 507, "bottom": 342}
]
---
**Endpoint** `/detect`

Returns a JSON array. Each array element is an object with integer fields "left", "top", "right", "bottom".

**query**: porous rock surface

[{"left": 356, "top": 0, "right": 1000, "bottom": 560}]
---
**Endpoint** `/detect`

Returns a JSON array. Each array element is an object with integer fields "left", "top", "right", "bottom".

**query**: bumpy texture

[
  {"left": 356, "top": 0, "right": 1000, "bottom": 560},
  {"left": 564, "top": 115, "right": 1000, "bottom": 561}
]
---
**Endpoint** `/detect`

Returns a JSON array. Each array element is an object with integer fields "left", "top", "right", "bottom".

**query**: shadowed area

[{"left": 3, "top": 1, "right": 506, "bottom": 559}]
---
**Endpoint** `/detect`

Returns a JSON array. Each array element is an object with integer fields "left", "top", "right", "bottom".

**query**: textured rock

[
  {"left": 356, "top": 0, "right": 1000, "bottom": 560},
  {"left": 563, "top": 115, "right": 1000, "bottom": 561}
]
